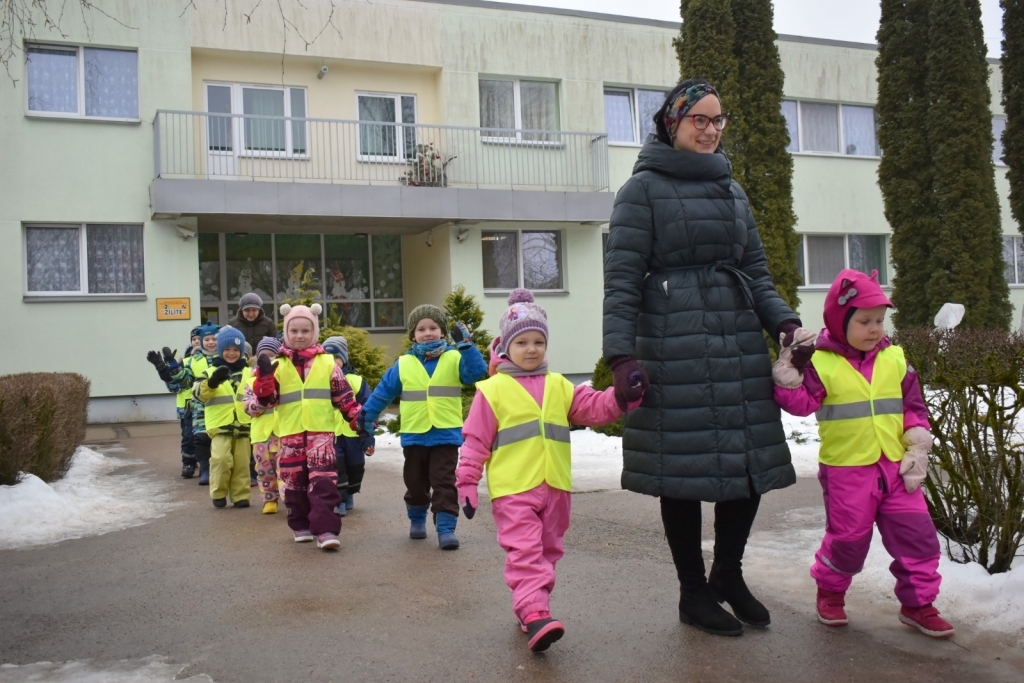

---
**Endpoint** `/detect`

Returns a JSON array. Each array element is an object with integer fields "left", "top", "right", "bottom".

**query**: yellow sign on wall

[{"left": 157, "top": 298, "right": 191, "bottom": 321}]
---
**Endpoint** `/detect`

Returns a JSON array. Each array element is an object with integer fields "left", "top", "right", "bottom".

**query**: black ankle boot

[
  {"left": 707, "top": 563, "right": 771, "bottom": 628},
  {"left": 679, "top": 584, "right": 743, "bottom": 636}
]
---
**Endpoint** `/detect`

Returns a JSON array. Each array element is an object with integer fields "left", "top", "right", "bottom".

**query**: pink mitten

[
  {"left": 899, "top": 426, "right": 932, "bottom": 493},
  {"left": 772, "top": 328, "right": 818, "bottom": 389},
  {"left": 459, "top": 484, "right": 479, "bottom": 519}
]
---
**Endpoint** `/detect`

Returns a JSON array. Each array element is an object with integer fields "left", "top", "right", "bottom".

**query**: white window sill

[
  {"left": 356, "top": 156, "right": 411, "bottom": 164},
  {"left": 791, "top": 151, "right": 881, "bottom": 160},
  {"left": 24, "top": 294, "right": 147, "bottom": 303},
  {"left": 608, "top": 141, "right": 642, "bottom": 148},
  {"left": 26, "top": 112, "right": 141, "bottom": 124},
  {"left": 484, "top": 289, "right": 569, "bottom": 297}
]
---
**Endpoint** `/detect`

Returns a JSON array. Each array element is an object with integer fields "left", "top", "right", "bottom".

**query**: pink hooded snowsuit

[{"left": 774, "top": 269, "right": 941, "bottom": 607}]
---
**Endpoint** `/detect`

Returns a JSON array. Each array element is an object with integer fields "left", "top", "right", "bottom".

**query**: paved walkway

[{"left": 0, "top": 424, "right": 1020, "bottom": 683}]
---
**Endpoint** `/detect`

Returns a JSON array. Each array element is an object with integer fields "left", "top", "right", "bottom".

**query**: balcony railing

[{"left": 154, "top": 111, "right": 610, "bottom": 192}]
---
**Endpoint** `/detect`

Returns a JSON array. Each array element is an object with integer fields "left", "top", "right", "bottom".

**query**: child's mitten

[
  {"left": 610, "top": 356, "right": 647, "bottom": 406},
  {"left": 360, "top": 433, "right": 375, "bottom": 457},
  {"left": 207, "top": 365, "right": 231, "bottom": 389},
  {"left": 147, "top": 350, "right": 173, "bottom": 382},
  {"left": 772, "top": 327, "right": 818, "bottom": 388},
  {"left": 256, "top": 354, "right": 278, "bottom": 378},
  {"left": 899, "top": 426, "right": 932, "bottom": 493},
  {"left": 451, "top": 321, "right": 473, "bottom": 349},
  {"left": 459, "top": 484, "right": 479, "bottom": 519}
]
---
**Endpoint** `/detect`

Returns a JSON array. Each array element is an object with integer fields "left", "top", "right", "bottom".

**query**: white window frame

[
  {"left": 204, "top": 82, "right": 309, "bottom": 159},
  {"left": 782, "top": 99, "right": 880, "bottom": 159},
  {"left": 602, "top": 86, "right": 670, "bottom": 147},
  {"left": 481, "top": 229, "right": 567, "bottom": 293},
  {"left": 797, "top": 233, "right": 889, "bottom": 289},
  {"left": 1003, "top": 235, "right": 1022, "bottom": 285},
  {"left": 479, "top": 77, "right": 561, "bottom": 146},
  {"left": 23, "top": 223, "right": 146, "bottom": 299},
  {"left": 355, "top": 91, "right": 417, "bottom": 163},
  {"left": 24, "top": 43, "right": 140, "bottom": 123}
]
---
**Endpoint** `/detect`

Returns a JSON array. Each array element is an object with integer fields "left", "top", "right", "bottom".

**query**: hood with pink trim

[{"left": 823, "top": 269, "right": 892, "bottom": 346}]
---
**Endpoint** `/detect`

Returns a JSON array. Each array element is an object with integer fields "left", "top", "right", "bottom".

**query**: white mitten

[
  {"left": 899, "top": 426, "right": 932, "bottom": 493},
  {"left": 772, "top": 328, "right": 818, "bottom": 389}
]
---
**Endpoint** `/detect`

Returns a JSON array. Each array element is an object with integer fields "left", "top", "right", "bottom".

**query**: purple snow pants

[
  {"left": 278, "top": 431, "right": 341, "bottom": 536},
  {"left": 811, "top": 457, "right": 941, "bottom": 607}
]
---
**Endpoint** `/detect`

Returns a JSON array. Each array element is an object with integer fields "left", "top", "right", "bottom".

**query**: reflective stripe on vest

[
  {"left": 204, "top": 366, "right": 252, "bottom": 434},
  {"left": 246, "top": 371, "right": 278, "bottom": 443},
  {"left": 179, "top": 354, "right": 210, "bottom": 408},
  {"left": 276, "top": 353, "right": 337, "bottom": 437},
  {"left": 336, "top": 374, "right": 364, "bottom": 437},
  {"left": 813, "top": 346, "right": 907, "bottom": 466},
  {"left": 176, "top": 355, "right": 194, "bottom": 409},
  {"left": 476, "top": 372, "right": 575, "bottom": 499},
  {"left": 398, "top": 351, "right": 463, "bottom": 433}
]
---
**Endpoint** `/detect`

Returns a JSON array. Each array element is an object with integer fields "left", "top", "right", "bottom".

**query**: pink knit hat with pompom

[
  {"left": 280, "top": 303, "right": 322, "bottom": 340},
  {"left": 496, "top": 288, "right": 548, "bottom": 355}
]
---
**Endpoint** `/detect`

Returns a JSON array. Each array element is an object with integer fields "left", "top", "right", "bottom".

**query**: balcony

[{"left": 150, "top": 111, "right": 613, "bottom": 232}]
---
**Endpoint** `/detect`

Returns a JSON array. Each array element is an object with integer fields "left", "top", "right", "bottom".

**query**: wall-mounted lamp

[
  {"left": 317, "top": 65, "right": 329, "bottom": 79},
  {"left": 456, "top": 227, "right": 471, "bottom": 243}
]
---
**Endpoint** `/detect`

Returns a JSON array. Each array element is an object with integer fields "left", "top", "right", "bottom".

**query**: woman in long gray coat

[{"left": 603, "top": 80, "right": 807, "bottom": 636}]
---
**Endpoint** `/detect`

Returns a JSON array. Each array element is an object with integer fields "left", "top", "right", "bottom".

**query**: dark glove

[
  {"left": 790, "top": 343, "right": 815, "bottom": 371},
  {"left": 778, "top": 321, "right": 816, "bottom": 371},
  {"left": 161, "top": 347, "right": 177, "bottom": 364},
  {"left": 450, "top": 321, "right": 473, "bottom": 348},
  {"left": 207, "top": 365, "right": 231, "bottom": 389},
  {"left": 360, "top": 433, "right": 375, "bottom": 457},
  {"left": 777, "top": 320, "right": 801, "bottom": 348},
  {"left": 146, "top": 350, "right": 165, "bottom": 370},
  {"left": 610, "top": 356, "right": 648, "bottom": 407},
  {"left": 161, "top": 347, "right": 182, "bottom": 373},
  {"left": 256, "top": 354, "right": 278, "bottom": 378},
  {"left": 352, "top": 410, "right": 367, "bottom": 436}
]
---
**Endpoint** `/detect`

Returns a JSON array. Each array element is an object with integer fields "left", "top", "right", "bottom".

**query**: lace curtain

[
  {"left": 522, "top": 231, "right": 563, "bottom": 290},
  {"left": 604, "top": 90, "right": 634, "bottom": 143},
  {"left": 27, "top": 47, "right": 78, "bottom": 113},
  {"left": 520, "top": 81, "right": 558, "bottom": 142},
  {"left": 848, "top": 235, "right": 887, "bottom": 284},
  {"left": 841, "top": 105, "right": 877, "bottom": 156},
  {"left": 637, "top": 89, "right": 666, "bottom": 142},
  {"left": 801, "top": 103, "right": 840, "bottom": 153},
  {"left": 781, "top": 100, "right": 799, "bottom": 152},
  {"left": 358, "top": 95, "right": 398, "bottom": 157},
  {"left": 479, "top": 80, "right": 515, "bottom": 132},
  {"left": 243, "top": 88, "right": 285, "bottom": 152},
  {"left": 806, "top": 235, "right": 845, "bottom": 285},
  {"left": 482, "top": 232, "right": 520, "bottom": 289},
  {"left": 86, "top": 225, "right": 145, "bottom": 293},
  {"left": 84, "top": 48, "right": 138, "bottom": 118},
  {"left": 26, "top": 227, "right": 81, "bottom": 291}
]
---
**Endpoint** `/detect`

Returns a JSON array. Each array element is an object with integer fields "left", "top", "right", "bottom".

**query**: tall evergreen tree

[
  {"left": 1003, "top": 0, "right": 1024, "bottom": 234},
  {"left": 924, "top": 0, "right": 1010, "bottom": 329},
  {"left": 674, "top": 0, "right": 739, "bottom": 118}
]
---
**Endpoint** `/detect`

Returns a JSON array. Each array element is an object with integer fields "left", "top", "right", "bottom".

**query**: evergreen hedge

[{"left": 1003, "top": 0, "right": 1024, "bottom": 236}]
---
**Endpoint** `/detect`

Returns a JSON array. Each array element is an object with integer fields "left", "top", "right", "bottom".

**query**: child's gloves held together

[
  {"left": 609, "top": 356, "right": 649, "bottom": 408},
  {"left": 360, "top": 433, "right": 375, "bottom": 457},
  {"left": 899, "top": 426, "right": 932, "bottom": 493},
  {"left": 772, "top": 326, "right": 818, "bottom": 389},
  {"left": 459, "top": 484, "right": 479, "bottom": 520},
  {"left": 450, "top": 321, "right": 474, "bottom": 349},
  {"left": 207, "top": 365, "right": 231, "bottom": 389}
]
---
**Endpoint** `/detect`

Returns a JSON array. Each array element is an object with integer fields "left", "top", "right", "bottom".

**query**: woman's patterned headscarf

[{"left": 663, "top": 83, "right": 719, "bottom": 140}]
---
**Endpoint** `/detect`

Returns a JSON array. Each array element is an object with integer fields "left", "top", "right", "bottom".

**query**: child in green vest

[
  {"left": 244, "top": 336, "right": 283, "bottom": 515},
  {"left": 457, "top": 289, "right": 645, "bottom": 652},
  {"left": 165, "top": 322, "right": 221, "bottom": 486},
  {"left": 323, "top": 336, "right": 375, "bottom": 517},
  {"left": 146, "top": 327, "right": 201, "bottom": 479},
  {"left": 194, "top": 326, "right": 252, "bottom": 509},
  {"left": 359, "top": 304, "right": 487, "bottom": 549}
]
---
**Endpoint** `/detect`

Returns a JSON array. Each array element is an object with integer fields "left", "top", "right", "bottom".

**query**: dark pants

[
  {"left": 660, "top": 490, "right": 761, "bottom": 593},
  {"left": 193, "top": 432, "right": 212, "bottom": 468},
  {"left": 279, "top": 432, "right": 341, "bottom": 536},
  {"left": 179, "top": 415, "right": 196, "bottom": 463},
  {"left": 402, "top": 444, "right": 458, "bottom": 516},
  {"left": 334, "top": 436, "right": 366, "bottom": 494}
]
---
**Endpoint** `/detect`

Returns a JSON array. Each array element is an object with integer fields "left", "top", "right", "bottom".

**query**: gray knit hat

[
  {"left": 239, "top": 292, "right": 263, "bottom": 311},
  {"left": 406, "top": 304, "right": 447, "bottom": 341},
  {"left": 322, "top": 335, "right": 349, "bottom": 364}
]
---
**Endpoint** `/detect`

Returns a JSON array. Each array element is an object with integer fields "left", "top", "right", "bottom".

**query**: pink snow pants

[
  {"left": 811, "top": 457, "right": 941, "bottom": 607},
  {"left": 491, "top": 482, "right": 572, "bottom": 623},
  {"left": 278, "top": 431, "right": 341, "bottom": 536}
]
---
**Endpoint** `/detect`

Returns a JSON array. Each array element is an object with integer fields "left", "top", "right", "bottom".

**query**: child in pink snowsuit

[
  {"left": 457, "top": 289, "right": 645, "bottom": 653},
  {"left": 772, "top": 268, "right": 954, "bottom": 638}
]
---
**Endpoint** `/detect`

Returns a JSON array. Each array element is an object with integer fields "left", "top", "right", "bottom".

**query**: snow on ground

[
  {"left": 0, "top": 656, "right": 213, "bottom": 682},
  {"left": 0, "top": 445, "right": 182, "bottom": 551}
]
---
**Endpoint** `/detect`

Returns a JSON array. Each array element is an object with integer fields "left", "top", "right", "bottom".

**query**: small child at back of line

[
  {"left": 145, "top": 325, "right": 202, "bottom": 479},
  {"left": 323, "top": 336, "right": 375, "bottom": 517},
  {"left": 772, "top": 268, "right": 954, "bottom": 639},
  {"left": 457, "top": 289, "right": 647, "bottom": 653}
]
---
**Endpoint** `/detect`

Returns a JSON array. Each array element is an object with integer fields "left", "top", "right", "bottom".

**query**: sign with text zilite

[{"left": 157, "top": 298, "right": 191, "bottom": 321}]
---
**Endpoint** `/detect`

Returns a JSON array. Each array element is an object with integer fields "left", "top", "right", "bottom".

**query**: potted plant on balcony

[{"left": 400, "top": 141, "right": 456, "bottom": 188}]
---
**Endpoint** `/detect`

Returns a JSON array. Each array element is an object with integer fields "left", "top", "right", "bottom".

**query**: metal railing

[{"left": 153, "top": 111, "right": 610, "bottom": 192}]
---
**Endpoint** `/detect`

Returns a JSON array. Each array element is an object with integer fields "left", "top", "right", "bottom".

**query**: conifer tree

[
  {"left": 1003, "top": 0, "right": 1024, "bottom": 234},
  {"left": 675, "top": 0, "right": 739, "bottom": 118}
]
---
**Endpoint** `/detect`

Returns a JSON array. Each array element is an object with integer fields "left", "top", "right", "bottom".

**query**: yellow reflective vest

[
  {"left": 276, "top": 353, "right": 337, "bottom": 437},
  {"left": 398, "top": 351, "right": 463, "bottom": 434},
  {"left": 335, "top": 374, "right": 364, "bottom": 437},
  {"left": 247, "top": 371, "right": 278, "bottom": 443},
  {"left": 814, "top": 346, "right": 907, "bottom": 466},
  {"left": 179, "top": 354, "right": 210, "bottom": 408},
  {"left": 475, "top": 372, "right": 575, "bottom": 499},
  {"left": 203, "top": 366, "right": 252, "bottom": 434}
]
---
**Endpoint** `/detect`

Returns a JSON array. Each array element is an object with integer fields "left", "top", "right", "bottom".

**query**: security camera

[
  {"left": 175, "top": 225, "right": 197, "bottom": 240},
  {"left": 317, "top": 65, "right": 329, "bottom": 79},
  {"left": 456, "top": 227, "right": 471, "bottom": 243}
]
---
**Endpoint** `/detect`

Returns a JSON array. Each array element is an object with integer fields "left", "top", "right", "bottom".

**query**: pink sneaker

[
  {"left": 292, "top": 530, "right": 315, "bottom": 543},
  {"left": 316, "top": 532, "right": 341, "bottom": 551},
  {"left": 899, "top": 604, "right": 954, "bottom": 639},
  {"left": 816, "top": 588, "right": 849, "bottom": 626},
  {"left": 523, "top": 611, "right": 564, "bottom": 652}
]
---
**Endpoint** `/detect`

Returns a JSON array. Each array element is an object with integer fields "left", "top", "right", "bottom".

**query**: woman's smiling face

[{"left": 673, "top": 94, "right": 723, "bottom": 154}]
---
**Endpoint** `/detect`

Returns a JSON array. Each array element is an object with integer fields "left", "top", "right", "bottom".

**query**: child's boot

[
  {"left": 816, "top": 588, "right": 849, "bottom": 626},
  {"left": 334, "top": 502, "right": 347, "bottom": 517},
  {"left": 181, "top": 459, "right": 196, "bottom": 479},
  {"left": 899, "top": 604, "right": 954, "bottom": 638},
  {"left": 523, "top": 612, "right": 564, "bottom": 652},
  {"left": 212, "top": 497, "right": 227, "bottom": 508},
  {"left": 262, "top": 501, "right": 277, "bottom": 514},
  {"left": 407, "top": 504, "right": 428, "bottom": 539},
  {"left": 436, "top": 511, "right": 460, "bottom": 550},
  {"left": 345, "top": 491, "right": 355, "bottom": 511},
  {"left": 197, "top": 460, "right": 210, "bottom": 486}
]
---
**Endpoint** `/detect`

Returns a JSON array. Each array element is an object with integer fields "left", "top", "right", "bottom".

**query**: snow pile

[
  {"left": 0, "top": 446, "right": 181, "bottom": 551},
  {"left": 0, "top": 656, "right": 213, "bottom": 682}
]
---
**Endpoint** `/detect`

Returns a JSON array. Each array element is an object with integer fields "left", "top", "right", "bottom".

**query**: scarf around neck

[
  {"left": 411, "top": 339, "right": 449, "bottom": 361},
  {"left": 495, "top": 356, "right": 549, "bottom": 377}
]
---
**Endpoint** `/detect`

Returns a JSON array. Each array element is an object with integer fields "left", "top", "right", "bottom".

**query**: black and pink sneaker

[{"left": 523, "top": 612, "right": 565, "bottom": 652}]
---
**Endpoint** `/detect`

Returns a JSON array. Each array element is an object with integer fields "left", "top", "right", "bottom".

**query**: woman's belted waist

[{"left": 650, "top": 260, "right": 754, "bottom": 308}]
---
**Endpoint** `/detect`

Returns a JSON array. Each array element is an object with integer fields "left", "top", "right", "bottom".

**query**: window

[
  {"left": 994, "top": 117, "right": 1007, "bottom": 166},
  {"left": 357, "top": 93, "right": 416, "bottom": 160},
  {"left": 780, "top": 100, "right": 878, "bottom": 156},
  {"left": 482, "top": 230, "right": 564, "bottom": 291},
  {"left": 24, "top": 224, "right": 144, "bottom": 295},
  {"left": 479, "top": 78, "right": 560, "bottom": 142},
  {"left": 797, "top": 234, "right": 888, "bottom": 286},
  {"left": 26, "top": 44, "right": 138, "bottom": 120},
  {"left": 1003, "top": 236, "right": 1024, "bottom": 285},
  {"left": 205, "top": 83, "right": 308, "bottom": 156},
  {"left": 602, "top": 87, "right": 669, "bottom": 144},
  {"left": 198, "top": 232, "right": 404, "bottom": 329}
]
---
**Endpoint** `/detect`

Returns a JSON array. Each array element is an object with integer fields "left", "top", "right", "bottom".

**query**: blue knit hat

[
  {"left": 198, "top": 322, "right": 220, "bottom": 341},
  {"left": 216, "top": 326, "right": 245, "bottom": 357},
  {"left": 322, "top": 336, "right": 349, "bottom": 364}
]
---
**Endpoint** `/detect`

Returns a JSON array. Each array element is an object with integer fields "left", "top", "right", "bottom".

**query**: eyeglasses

[{"left": 681, "top": 114, "right": 729, "bottom": 131}]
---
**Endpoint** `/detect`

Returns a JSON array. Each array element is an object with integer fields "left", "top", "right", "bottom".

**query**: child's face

[
  {"left": 846, "top": 305, "right": 887, "bottom": 352},
  {"left": 287, "top": 318, "right": 315, "bottom": 350},
  {"left": 222, "top": 347, "right": 241, "bottom": 363},
  {"left": 191, "top": 335, "right": 200, "bottom": 348},
  {"left": 414, "top": 318, "right": 443, "bottom": 344},
  {"left": 507, "top": 330, "right": 547, "bottom": 371},
  {"left": 202, "top": 335, "right": 218, "bottom": 352}
]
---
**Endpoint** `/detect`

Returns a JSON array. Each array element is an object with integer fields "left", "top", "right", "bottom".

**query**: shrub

[
  {"left": 0, "top": 373, "right": 90, "bottom": 486},
  {"left": 590, "top": 357, "right": 623, "bottom": 437},
  {"left": 319, "top": 322, "right": 388, "bottom": 390},
  {"left": 895, "top": 327, "right": 1024, "bottom": 574}
]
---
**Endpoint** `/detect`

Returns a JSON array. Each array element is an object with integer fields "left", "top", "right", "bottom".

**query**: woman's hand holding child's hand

[
  {"left": 772, "top": 327, "right": 818, "bottom": 388},
  {"left": 900, "top": 427, "right": 932, "bottom": 493},
  {"left": 610, "top": 357, "right": 648, "bottom": 408}
]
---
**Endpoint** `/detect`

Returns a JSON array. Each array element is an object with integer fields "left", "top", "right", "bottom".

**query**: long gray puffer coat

[{"left": 603, "top": 138, "right": 798, "bottom": 502}]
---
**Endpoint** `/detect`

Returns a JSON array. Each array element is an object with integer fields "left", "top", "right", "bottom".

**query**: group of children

[{"left": 145, "top": 268, "right": 955, "bottom": 653}]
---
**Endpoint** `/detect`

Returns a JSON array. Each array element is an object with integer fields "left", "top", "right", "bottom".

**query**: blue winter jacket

[{"left": 361, "top": 343, "right": 486, "bottom": 447}]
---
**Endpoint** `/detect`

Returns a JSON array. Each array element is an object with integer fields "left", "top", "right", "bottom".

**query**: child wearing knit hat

[
  {"left": 193, "top": 326, "right": 252, "bottom": 509},
  {"left": 243, "top": 336, "right": 284, "bottom": 514},
  {"left": 249, "top": 304, "right": 364, "bottom": 551},
  {"left": 456, "top": 289, "right": 647, "bottom": 653},
  {"left": 358, "top": 302, "right": 488, "bottom": 549},
  {"left": 323, "top": 335, "right": 375, "bottom": 516}
]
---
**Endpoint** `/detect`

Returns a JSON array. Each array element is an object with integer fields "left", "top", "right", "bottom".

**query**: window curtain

[
  {"left": 781, "top": 100, "right": 799, "bottom": 152},
  {"left": 479, "top": 80, "right": 515, "bottom": 133},
  {"left": 1003, "top": 237, "right": 1017, "bottom": 285},
  {"left": 358, "top": 95, "right": 398, "bottom": 157},
  {"left": 801, "top": 103, "right": 839, "bottom": 153},
  {"left": 841, "top": 105, "right": 877, "bottom": 156},
  {"left": 26, "top": 227, "right": 81, "bottom": 292},
  {"left": 806, "top": 235, "right": 845, "bottom": 285},
  {"left": 84, "top": 48, "right": 138, "bottom": 118},
  {"left": 637, "top": 90, "right": 666, "bottom": 142},
  {"left": 522, "top": 231, "right": 562, "bottom": 289},
  {"left": 482, "top": 232, "right": 519, "bottom": 289},
  {"left": 289, "top": 88, "right": 307, "bottom": 154},
  {"left": 401, "top": 95, "right": 417, "bottom": 159},
  {"left": 86, "top": 224, "right": 144, "bottom": 293},
  {"left": 520, "top": 81, "right": 558, "bottom": 141},
  {"left": 848, "top": 234, "right": 887, "bottom": 284},
  {"left": 604, "top": 90, "right": 634, "bottom": 143},
  {"left": 27, "top": 47, "right": 78, "bottom": 113},
  {"left": 207, "top": 85, "right": 233, "bottom": 152},
  {"left": 243, "top": 88, "right": 285, "bottom": 152}
]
